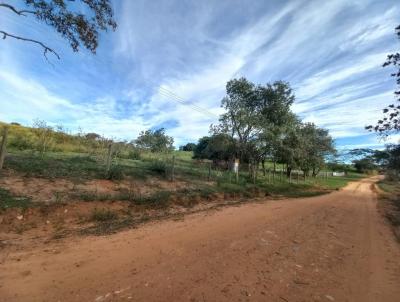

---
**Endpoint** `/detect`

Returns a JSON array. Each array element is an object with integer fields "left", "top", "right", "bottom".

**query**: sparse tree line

[
  {"left": 0, "top": 78, "right": 337, "bottom": 180},
  {"left": 1, "top": 120, "right": 175, "bottom": 159},
  {"left": 193, "top": 78, "right": 335, "bottom": 179}
]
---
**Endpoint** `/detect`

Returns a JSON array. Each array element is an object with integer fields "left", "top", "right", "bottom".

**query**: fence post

[
  {"left": 252, "top": 163, "right": 256, "bottom": 184},
  {"left": 289, "top": 170, "right": 292, "bottom": 183},
  {"left": 208, "top": 161, "right": 211, "bottom": 181},
  {"left": 106, "top": 143, "right": 113, "bottom": 173},
  {"left": 0, "top": 127, "right": 9, "bottom": 170},
  {"left": 234, "top": 159, "right": 239, "bottom": 183},
  {"left": 297, "top": 171, "right": 299, "bottom": 183},
  {"left": 171, "top": 155, "right": 176, "bottom": 182}
]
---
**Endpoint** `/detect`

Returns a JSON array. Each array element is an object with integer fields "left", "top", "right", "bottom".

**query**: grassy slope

[{"left": 0, "top": 122, "right": 365, "bottom": 211}]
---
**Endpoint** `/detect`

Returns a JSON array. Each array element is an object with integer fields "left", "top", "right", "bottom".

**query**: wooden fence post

[
  {"left": 106, "top": 143, "right": 113, "bottom": 173},
  {"left": 296, "top": 172, "right": 299, "bottom": 183},
  {"left": 0, "top": 127, "right": 9, "bottom": 170},
  {"left": 171, "top": 155, "right": 176, "bottom": 182},
  {"left": 207, "top": 161, "right": 211, "bottom": 181}
]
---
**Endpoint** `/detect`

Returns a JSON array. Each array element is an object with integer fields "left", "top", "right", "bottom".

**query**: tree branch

[
  {"left": 0, "top": 3, "right": 36, "bottom": 16},
  {"left": 0, "top": 30, "right": 60, "bottom": 60}
]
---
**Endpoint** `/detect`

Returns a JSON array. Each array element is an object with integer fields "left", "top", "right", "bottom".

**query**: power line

[{"left": 157, "top": 86, "right": 219, "bottom": 118}]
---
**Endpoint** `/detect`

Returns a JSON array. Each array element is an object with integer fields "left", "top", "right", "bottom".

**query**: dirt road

[{"left": 1, "top": 177, "right": 399, "bottom": 302}]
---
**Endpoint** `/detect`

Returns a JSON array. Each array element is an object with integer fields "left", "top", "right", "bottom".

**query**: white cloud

[{"left": 1, "top": 0, "right": 399, "bottom": 149}]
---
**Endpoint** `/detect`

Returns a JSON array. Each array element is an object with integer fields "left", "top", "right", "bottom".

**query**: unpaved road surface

[{"left": 1, "top": 177, "right": 400, "bottom": 302}]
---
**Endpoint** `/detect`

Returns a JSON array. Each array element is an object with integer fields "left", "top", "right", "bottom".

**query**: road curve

[{"left": 1, "top": 177, "right": 400, "bottom": 302}]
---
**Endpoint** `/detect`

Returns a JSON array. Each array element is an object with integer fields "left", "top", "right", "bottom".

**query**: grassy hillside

[{"left": 0, "top": 122, "right": 364, "bottom": 209}]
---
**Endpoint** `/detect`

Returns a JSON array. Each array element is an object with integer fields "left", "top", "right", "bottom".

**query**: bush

[
  {"left": 90, "top": 208, "right": 118, "bottom": 222},
  {"left": 133, "top": 191, "right": 171, "bottom": 207},
  {"left": 0, "top": 188, "right": 32, "bottom": 210},
  {"left": 106, "top": 165, "right": 124, "bottom": 180},
  {"left": 147, "top": 160, "right": 167, "bottom": 175},
  {"left": 128, "top": 149, "right": 141, "bottom": 160}
]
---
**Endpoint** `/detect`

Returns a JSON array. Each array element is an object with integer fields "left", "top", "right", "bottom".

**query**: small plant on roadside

[
  {"left": 0, "top": 188, "right": 32, "bottom": 211},
  {"left": 133, "top": 190, "right": 171, "bottom": 208},
  {"left": 147, "top": 160, "right": 167, "bottom": 176},
  {"left": 90, "top": 208, "right": 118, "bottom": 222},
  {"left": 128, "top": 149, "right": 141, "bottom": 160},
  {"left": 106, "top": 164, "right": 124, "bottom": 180}
]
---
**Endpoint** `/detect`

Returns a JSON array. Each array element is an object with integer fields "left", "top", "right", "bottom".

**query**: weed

[
  {"left": 127, "top": 149, "right": 141, "bottom": 160},
  {"left": 0, "top": 188, "right": 32, "bottom": 210},
  {"left": 146, "top": 160, "right": 167, "bottom": 176},
  {"left": 133, "top": 190, "right": 171, "bottom": 208},
  {"left": 90, "top": 208, "right": 118, "bottom": 222},
  {"left": 106, "top": 165, "right": 124, "bottom": 180}
]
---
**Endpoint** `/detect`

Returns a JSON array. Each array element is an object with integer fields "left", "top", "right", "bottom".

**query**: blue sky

[{"left": 0, "top": 0, "right": 399, "bottom": 149}]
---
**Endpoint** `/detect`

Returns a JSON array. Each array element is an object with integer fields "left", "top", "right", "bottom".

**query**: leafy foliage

[
  {"left": 179, "top": 143, "right": 196, "bottom": 151},
  {"left": 135, "top": 128, "right": 174, "bottom": 153},
  {"left": 366, "top": 25, "right": 400, "bottom": 134},
  {"left": 0, "top": 0, "right": 116, "bottom": 58},
  {"left": 193, "top": 134, "right": 236, "bottom": 162},
  {"left": 206, "top": 77, "right": 335, "bottom": 176},
  {"left": 0, "top": 188, "right": 32, "bottom": 210}
]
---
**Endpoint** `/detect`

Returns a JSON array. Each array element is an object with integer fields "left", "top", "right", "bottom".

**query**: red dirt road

[{"left": 1, "top": 177, "right": 400, "bottom": 302}]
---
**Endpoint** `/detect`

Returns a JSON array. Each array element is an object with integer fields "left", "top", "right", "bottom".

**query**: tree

[
  {"left": 0, "top": 0, "right": 117, "bottom": 60},
  {"left": 366, "top": 25, "right": 400, "bottom": 134},
  {"left": 193, "top": 134, "right": 236, "bottom": 165},
  {"left": 135, "top": 128, "right": 174, "bottom": 153},
  {"left": 386, "top": 144, "right": 400, "bottom": 175},
  {"left": 353, "top": 158, "right": 376, "bottom": 173},
  {"left": 295, "top": 123, "right": 335, "bottom": 177},
  {"left": 216, "top": 78, "right": 261, "bottom": 161},
  {"left": 32, "top": 119, "right": 53, "bottom": 157},
  {"left": 179, "top": 143, "right": 196, "bottom": 152},
  {"left": 256, "top": 82, "right": 296, "bottom": 174}
]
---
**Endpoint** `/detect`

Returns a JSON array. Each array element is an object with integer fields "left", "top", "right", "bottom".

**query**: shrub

[
  {"left": 0, "top": 188, "right": 32, "bottom": 210},
  {"left": 128, "top": 149, "right": 141, "bottom": 160},
  {"left": 147, "top": 160, "right": 167, "bottom": 175},
  {"left": 90, "top": 208, "right": 118, "bottom": 222},
  {"left": 106, "top": 165, "right": 124, "bottom": 180},
  {"left": 133, "top": 191, "right": 171, "bottom": 207}
]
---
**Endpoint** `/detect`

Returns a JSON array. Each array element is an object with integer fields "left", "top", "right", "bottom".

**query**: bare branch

[
  {"left": 0, "top": 3, "right": 36, "bottom": 16},
  {"left": 0, "top": 30, "right": 60, "bottom": 60}
]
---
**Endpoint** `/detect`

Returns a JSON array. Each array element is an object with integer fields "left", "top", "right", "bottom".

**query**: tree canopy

[
  {"left": 198, "top": 77, "right": 335, "bottom": 176},
  {"left": 0, "top": 0, "right": 117, "bottom": 59},
  {"left": 366, "top": 24, "right": 400, "bottom": 134},
  {"left": 135, "top": 128, "right": 174, "bottom": 153}
]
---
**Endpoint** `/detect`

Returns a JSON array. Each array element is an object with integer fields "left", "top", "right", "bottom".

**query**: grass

[
  {"left": 90, "top": 208, "right": 118, "bottom": 222},
  {"left": 376, "top": 178, "right": 400, "bottom": 241},
  {"left": 2, "top": 148, "right": 365, "bottom": 211},
  {"left": 0, "top": 188, "right": 32, "bottom": 210}
]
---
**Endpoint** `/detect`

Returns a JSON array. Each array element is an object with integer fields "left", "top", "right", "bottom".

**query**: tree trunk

[{"left": 286, "top": 166, "right": 292, "bottom": 177}]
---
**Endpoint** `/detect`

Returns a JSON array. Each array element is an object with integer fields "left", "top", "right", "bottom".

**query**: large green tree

[
  {"left": 193, "top": 134, "right": 236, "bottom": 164},
  {"left": 0, "top": 0, "right": 117, "bottom": 59},
  {"left": 366, "top": 25, "right": 400, "bottom": 133},
  {"left": 215, "top": 78, "right": 263, "bottom": 161},
  {"left": 135, "top": 128, "right": 174, "bottom": 153}
]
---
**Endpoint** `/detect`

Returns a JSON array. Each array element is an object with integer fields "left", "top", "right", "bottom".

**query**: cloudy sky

[{"left": 0, "top": 0, "right": 399, "bottom": 149}]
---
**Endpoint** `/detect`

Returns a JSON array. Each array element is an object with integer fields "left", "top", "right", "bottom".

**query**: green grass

[
  {"left": 377, "top": 179, "right": 400, "bottom": 233},
  {"left": 312, "top": 172, "right": 365, "bottom": 190},
  {"left": 0, "top": 188, "right": 32, "bottom": 210},
  {"left": 377, "top": 179, "right": 400, "bottom": 194}
]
